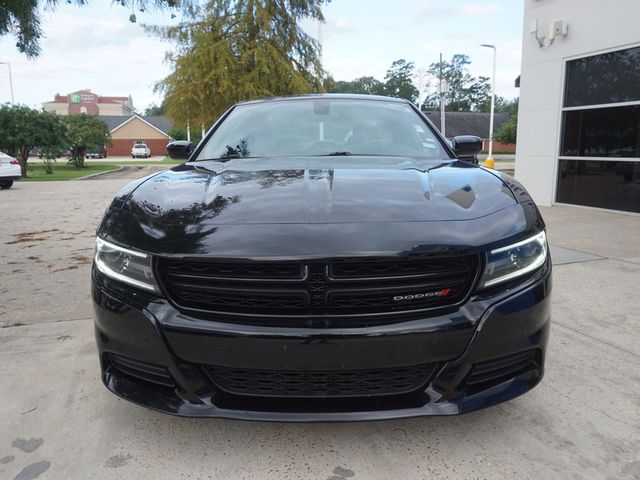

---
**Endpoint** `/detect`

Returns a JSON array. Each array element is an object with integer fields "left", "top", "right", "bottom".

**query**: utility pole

[{"left": 0, "top": 62, "right": 14, "bottom": 103}]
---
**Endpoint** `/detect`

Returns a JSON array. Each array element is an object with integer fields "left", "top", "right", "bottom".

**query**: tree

[
  {"left": 324, "top": 76, "right": 385, "bottom": 95},
  {"left": 168, "top": 124, "right": 201, "bottom": 144},
  {"left": 382, "top": 59, "right": 419, "bottom": 103},
  {"left": 0, "top": 1, "right": 183, "bottom": 58},
  {"left": 152, "top": 0, "right": 325, "bottom": 127},
  {"left": 37, "top": 113, "right": 69, "bottom": 174},
  {"left": 144, "top": 101, "right": 167, "bottom": 116},
  {"left": 326, "top": 60, "right": 418, "bottom": 101},
  {"left": 65, "top": 115, "right": 110, "bottom": 168},
  {"left": 423, "top": 54, "right": 491, "bottom": 112},
  {"left": 494, "top": 98, "right": 519, "bottom": 145},
  {"left": 495, "top": 97, "right": 519, "bottom": 115},
  {"left": 0, "top": 105, "right": 66, "bottom": 176}
]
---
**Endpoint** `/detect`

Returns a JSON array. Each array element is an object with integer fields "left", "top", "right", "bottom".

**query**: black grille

[
  {"left": 467, "top": 350, "right": 539, "bottom": 392},
  {"left": 205, "top": 364, "right": 436, "bottom": 398},
  {"left": 329, "top": 256, "right": 473, "bottom": 279},
  {"left": 157, "top": 255, "right": 479, "bottom": 324},
  {"left": 164, "top": 261, "right": 305, "bottom": 280},
  {"left": 108, "top": 354, "right": 175, "bottom": 388}
]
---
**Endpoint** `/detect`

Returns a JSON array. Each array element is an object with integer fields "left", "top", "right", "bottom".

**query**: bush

[{"left": 494, "top": 117, "right": 517, "bottom": 145}]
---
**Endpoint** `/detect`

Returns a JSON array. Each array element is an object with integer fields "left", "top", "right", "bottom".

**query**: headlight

[
  {"left": 479, "top": 231, "right": 548, "bottom": 289},
  {"left": 94, "top": 237, "right": 159, "bottom": 293}
]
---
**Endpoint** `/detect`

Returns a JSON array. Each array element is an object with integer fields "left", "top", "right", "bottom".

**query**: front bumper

[{"left": 92, "top": 263, "right": 551, "bottom": 421}]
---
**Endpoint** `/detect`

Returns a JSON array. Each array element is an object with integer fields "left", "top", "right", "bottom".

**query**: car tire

[{"left": 0, "top": 179, "right": 14, "bottom": 189}]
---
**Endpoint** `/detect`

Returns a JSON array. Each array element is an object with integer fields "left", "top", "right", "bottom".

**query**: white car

[
  {"left": 0, "top": 151, "right": 21, "bottom": 189},
  {"left": 131, "top": 144, "right": 151, "bottom": 158}
]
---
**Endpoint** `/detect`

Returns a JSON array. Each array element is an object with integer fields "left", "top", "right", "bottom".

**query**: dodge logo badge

[{"left": 393, "top": 288, "right": 452, "bottom": 301}]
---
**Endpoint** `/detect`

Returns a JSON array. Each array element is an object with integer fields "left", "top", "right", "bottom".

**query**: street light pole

[
  {"left": 0, "top": 62, "right": 15, "bottom": 103},
  {"left": 480, "top": 44, "right": 496, "bottom": 168},
  {"left": 439, "top": 53, "right": 446, "bottom": 136}
]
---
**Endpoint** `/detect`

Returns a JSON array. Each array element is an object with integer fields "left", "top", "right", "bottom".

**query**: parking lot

[{"left": 1, "top": 173, "right": 639, "bottom": 480}]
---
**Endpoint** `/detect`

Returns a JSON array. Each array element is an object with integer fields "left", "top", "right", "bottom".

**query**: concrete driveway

[{"left": 0, "top": 175, "right": 638, "bottom": 480}]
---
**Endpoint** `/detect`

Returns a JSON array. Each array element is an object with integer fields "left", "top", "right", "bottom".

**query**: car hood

[{"left": 121, "top": 157, "right": 517, "bottom": 225}]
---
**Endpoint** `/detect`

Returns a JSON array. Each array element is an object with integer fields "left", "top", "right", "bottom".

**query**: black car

[{"left": 92, "top": 94, "right": 551, "bottom": 421}]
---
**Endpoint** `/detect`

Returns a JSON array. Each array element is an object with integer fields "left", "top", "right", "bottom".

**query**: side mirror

[
  {"left": 167, "top": 141, "right": 194, "bottom": 160},
  {"left": 451, "top": 135, "right": 483, "bottom": 162}
]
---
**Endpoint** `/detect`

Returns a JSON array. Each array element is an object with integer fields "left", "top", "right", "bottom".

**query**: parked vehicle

[
  {"left": 0, "top": 151, "right": 21, "bottom": 189},
  {"left": 86, "top": 147, "right": 107, "bottom": 159},
  {"left": 93, "top": 94, "right": 551, "bottom": 420},
  {"left": 38, "top": 148, "right": 70, "bottom": 159},
  {"left": 131, "top": 143, "right": 151, "bottom": 158}
]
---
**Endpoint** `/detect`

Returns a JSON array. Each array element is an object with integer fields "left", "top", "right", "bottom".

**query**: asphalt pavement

[{"left": 0, "top": 174, "right": 638, "bottom": 480}]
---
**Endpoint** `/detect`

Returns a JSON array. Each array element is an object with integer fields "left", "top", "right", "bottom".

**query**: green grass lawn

[
  {"left": 22, "top": 163, "right": 120, "bottom": 181},
  {"left": 21, "top": 158, "right": 182, "bottom": 181}
]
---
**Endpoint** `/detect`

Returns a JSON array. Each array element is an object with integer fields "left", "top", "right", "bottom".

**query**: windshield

[{"left": 196, "top": 98, "right": 449, "bottom": 160}]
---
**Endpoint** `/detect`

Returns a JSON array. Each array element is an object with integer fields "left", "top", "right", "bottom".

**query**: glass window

[
  {"left": 196, "top": 99, "right": 448, "bottom": 160},
  {"left": 561, "top": 105, "right": 640, "bottom": 157},
  {"left": 556, "top": 160, "right": 640, "bottom": 213},
  {"left": 565, "top": 46, "right": 640, "bottom": 107}
]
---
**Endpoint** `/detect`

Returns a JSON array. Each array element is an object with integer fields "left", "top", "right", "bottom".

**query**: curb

[{"left": 75, "top": 165, "right": 124, "bottom": 180}]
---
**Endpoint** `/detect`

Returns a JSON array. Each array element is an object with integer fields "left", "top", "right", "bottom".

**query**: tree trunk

[
  {"left": 70, "top": 147, "right": 86, "bottom": 168},
  {"left": 19, "top": 145, "right": 29, "bottom": 177},
  {"left": 78, "top": 147, "right": 86, "bottom": 168}
]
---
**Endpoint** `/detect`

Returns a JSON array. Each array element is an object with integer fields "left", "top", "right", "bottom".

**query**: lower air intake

[
  {"left": 467, "top": 349, "right": 539, "bottom": 393},
  {"left": 205, "top": 364, "right": 437, "bottom": 398},
  {"left": 108, "top": 354, "right": 175, "bottom": 388}
]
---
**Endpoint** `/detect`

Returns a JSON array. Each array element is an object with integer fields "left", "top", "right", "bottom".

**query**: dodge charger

[{"left": 92, "top": 94, "right": 551, "bottom": 421}]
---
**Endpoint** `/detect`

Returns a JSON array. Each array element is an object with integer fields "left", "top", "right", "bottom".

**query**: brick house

[
  {"left": 98, "top": 115, "right": 173, "bottom": 157},
  {"left": 425, "top": 111, "right": 515, "bottom": 153}
]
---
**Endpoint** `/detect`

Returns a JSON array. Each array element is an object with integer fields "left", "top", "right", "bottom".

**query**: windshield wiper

[
  {"left": 325, "top": 151, "right": 352, "bottom": 156},
  {"left": 197, "top": 154, "right": 249, "bottom": 162},
  {"left": 219, "top": 153, "right": 240, "bottom": 161}
]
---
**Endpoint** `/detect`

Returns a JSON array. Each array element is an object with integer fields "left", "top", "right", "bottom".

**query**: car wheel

[{"left": 0, "top": 179, "right": 14, "bottom": 189}]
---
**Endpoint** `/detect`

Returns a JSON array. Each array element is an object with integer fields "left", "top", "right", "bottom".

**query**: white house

[{"left": 516, "top": 0, "right": 640, "bottom": 214}]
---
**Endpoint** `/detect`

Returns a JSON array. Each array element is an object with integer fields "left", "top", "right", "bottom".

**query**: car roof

[{"left": 235, "top": 93, "right": 411, "bottom": 106}]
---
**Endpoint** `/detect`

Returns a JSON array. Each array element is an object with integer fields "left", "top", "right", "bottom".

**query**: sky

[{"left": 0, "top": 0, "right": 524, "bottom": 111}]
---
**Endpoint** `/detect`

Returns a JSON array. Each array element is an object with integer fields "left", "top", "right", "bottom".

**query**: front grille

[
  {"left": 204, "top": 364, "right": 436, "bottom": 398},
  {"left": 157, "top": 255, "right": 479, "bottom": 324}
]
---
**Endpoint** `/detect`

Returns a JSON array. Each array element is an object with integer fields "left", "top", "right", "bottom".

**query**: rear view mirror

[
  {"left": 451, "top": 135, "right": 483, "bottom": 162},
  {"left": 167, "top": 141, "right": 194, "bottom": 160}
]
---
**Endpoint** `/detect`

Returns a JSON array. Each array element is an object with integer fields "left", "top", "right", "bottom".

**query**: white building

[{"left": 516, "top": 0, "right": 640, "bottom": 214}]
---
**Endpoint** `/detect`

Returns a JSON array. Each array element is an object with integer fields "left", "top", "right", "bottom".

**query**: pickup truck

[{"left": 131, "top": 144, "right": 151, "bottom": 158}]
